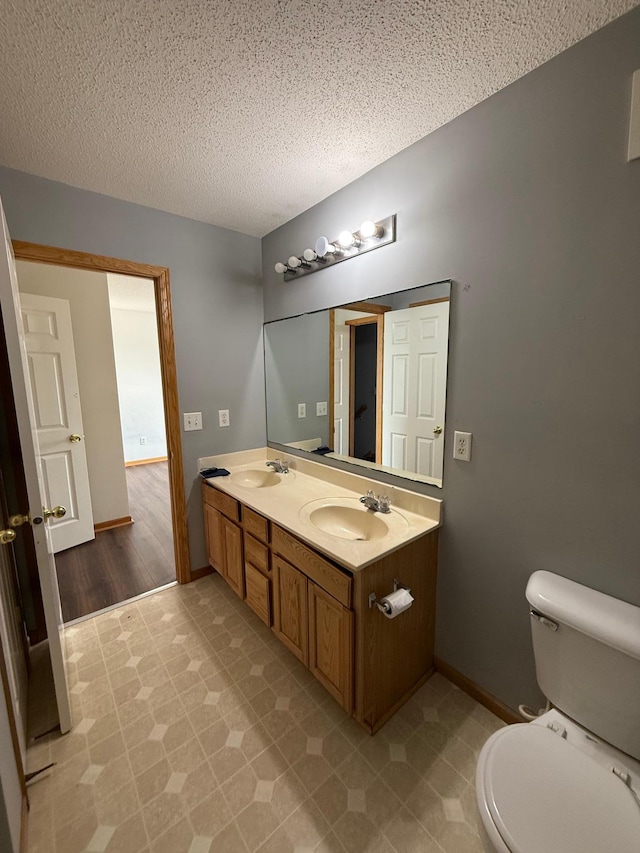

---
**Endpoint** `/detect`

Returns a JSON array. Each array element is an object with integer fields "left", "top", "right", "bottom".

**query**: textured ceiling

[{"left": 0, "top": 1, "right": 638, "bottom": 237}]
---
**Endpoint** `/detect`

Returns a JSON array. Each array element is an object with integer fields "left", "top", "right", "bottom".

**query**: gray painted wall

[
  {"left": 262, "top": 9, "right": 640, "bottom": 711},
  {"left": 264, "top": 311, "right": 330, "bottom": 446},
  {"left": 0, "top": 167, "right": 265, "bottom": 571}
]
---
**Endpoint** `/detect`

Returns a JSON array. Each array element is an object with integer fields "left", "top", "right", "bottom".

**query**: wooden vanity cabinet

[
  {"left": 308, "top": 581, "right": 353, "bottom": 712},
  {"left": 272, "top": 555, "right": 309, "bottom": 665},
  {"left": 272, "top": 525, "right": 354, "bottom": 712},
  {"left": 202, "top": 481, "right": 439, "bottom": 733},
  {"left": 202, "top": 483, "right": 244, "bottom": 599},
  {"left": 242, "top": 507, "right": 272, "bottom": 627}
]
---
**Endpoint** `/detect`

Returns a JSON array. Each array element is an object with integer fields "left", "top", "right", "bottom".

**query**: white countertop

[{"left": 198, "top": 448, "right": 442, "bottom": 572}]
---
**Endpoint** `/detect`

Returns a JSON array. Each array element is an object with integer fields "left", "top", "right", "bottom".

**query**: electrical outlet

[
  {"left": 139, "top": 436, "right": 147, "bottom": 445},
  {"left": 316, "top": 401, "right": 328, "bottom": 416},
  {"left": 183, "top": 412, "right": 203, "bottom": 431},
  {"left": 218, "top": 409, "right": 230, "bottom": 428},
  {"left": 298, "top": 403, "right": 306, "bottom": 418},
  {"left": 453, "top": 430, "right": 472, "bottom": 461}
]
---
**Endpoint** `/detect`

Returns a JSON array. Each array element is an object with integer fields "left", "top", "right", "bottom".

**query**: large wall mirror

[{"left": 264, "top": 279, "right": 451, "bottom": 488}]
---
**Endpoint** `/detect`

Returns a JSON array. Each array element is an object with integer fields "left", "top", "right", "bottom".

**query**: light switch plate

[
  {"left": 316, "top": 401, "right": 327, "bottom": 416},
  {"left": 298, "top": 403, "right": 306, "bottom": 418},
  {"left": 183, "top": 412, "right": 202, "bottom": 431}
]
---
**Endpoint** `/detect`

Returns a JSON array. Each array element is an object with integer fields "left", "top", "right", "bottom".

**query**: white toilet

[{"left": 476, "top": 570, "right": 640, "bottom": 853}]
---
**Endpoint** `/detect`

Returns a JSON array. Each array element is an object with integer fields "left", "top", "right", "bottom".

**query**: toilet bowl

[
  {"left": 475, "top": 571, "right": 640, "bottom": 853},
  {"left": 476, "top": 710, "right": 640, "bottom": 852}
]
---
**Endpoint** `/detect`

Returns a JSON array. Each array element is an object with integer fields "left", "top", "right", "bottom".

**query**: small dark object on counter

[
  {"left": 311, "top": 446, "right": 333, "bottom": 455},
  {"left": 199, "top": 467, "right": 231, "bottom": 478}
]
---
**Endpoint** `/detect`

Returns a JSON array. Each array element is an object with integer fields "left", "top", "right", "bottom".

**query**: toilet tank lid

[{"left": 526, "top": 571, "right": 640, "bottom": 661}]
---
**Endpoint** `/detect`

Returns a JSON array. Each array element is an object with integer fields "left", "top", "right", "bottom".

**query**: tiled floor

[{"left": 26, "top": 574, "right": 504, "bottom": 852}]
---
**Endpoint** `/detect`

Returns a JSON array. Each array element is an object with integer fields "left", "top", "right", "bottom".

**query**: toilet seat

[{"left": 477, "top": 723, "right": 640, "bottom": 853}]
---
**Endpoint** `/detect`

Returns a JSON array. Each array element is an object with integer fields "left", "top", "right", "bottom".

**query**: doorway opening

[{"left": 12, "top": 242, "right": 189, "bottom": 629}]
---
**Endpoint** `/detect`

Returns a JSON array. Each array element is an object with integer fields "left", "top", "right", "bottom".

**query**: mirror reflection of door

[{"left": 382, "top": 298, "right": 450, "bottom": 480}]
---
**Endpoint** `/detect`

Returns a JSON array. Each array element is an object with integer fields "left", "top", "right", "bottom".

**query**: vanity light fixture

[
  {"left": 337, "top": 230, "right": 361, "bottom": 250},
  {"left": 275, "top": 215, "right": 396, "bottom": 281},
  {"left": 302, "top": 248, "right": 327, "bottom": 263},
  {"left": 314, "top": 236, "right": 341, "bottom": 258},
  {"left": 359, "top": 219, "right": 384, "bottom": 239},
  {"left": 288, "top": 255, "right": 311, "bottom": 269}
]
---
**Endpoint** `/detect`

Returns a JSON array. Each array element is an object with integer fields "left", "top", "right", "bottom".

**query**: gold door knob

[
  {"left": 9, "top": 513, "right": 30, "bottom": 527},
  {"left": 69, "top": 434, "right": 83, "bottom": 443},
  {"left": 433, "top": 426, "right": 443, "bottom": 435},
  {"left": 0, "top": 529, "right": 17, "bottom": 545},
  {"left": 43, "top": 506, "right": 67, "bottom": 520}
]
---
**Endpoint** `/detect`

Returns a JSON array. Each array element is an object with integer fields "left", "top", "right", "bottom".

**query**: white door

[
  {"left": 20, "top": 293, "right": 94, "bottom": 552},
  {"left": 382, "top": 301, "right": 450, "bottom": 480},
  {"left": 333, "top": 320, "right": 350, "bottom": 454},
  {"left": 0, "top": 199, "right": 72, "bottom": 733}
]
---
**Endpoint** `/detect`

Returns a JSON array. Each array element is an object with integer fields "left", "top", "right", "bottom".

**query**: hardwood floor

[{"left": 56, "top": 461, "right": 176, "bottom": 622}]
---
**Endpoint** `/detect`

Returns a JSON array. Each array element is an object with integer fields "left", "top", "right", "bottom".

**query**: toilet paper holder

[{"left": 368, "top": 578, "right": 411, "bottom": 610}]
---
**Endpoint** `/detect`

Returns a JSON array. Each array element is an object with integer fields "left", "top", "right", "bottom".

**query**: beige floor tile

[
  {"left": 26, "top": 576, "right": 507, "bottom": 853},
  {"left": 313, "top": 773, "right": 349, "bottom": 825},
  {"left": 149, "top": 816, "right": 196, "bottom": 853},
  {"left": 189, "top": 789, "right": 233, "bottom": 838},
  {"left": 141, "top": 790, "right": 187, "bottom": 841},
  {"left": 236, "top": 800, "right": 283, "bottom": 852},
  {"left": 281, "top": 798, "right": 329, "bottom": 849},
  {"left": 210, "top": 820, "right": 250, "bottom": 852},
  {"left": 104, "top": 812, "right": 148, "bottom": 853},
  {"left": 221, "top": 763, "right": 258, "bottom": 816},
  {"left": 54, "top": 811, "right": 99, "bottom": 853}
]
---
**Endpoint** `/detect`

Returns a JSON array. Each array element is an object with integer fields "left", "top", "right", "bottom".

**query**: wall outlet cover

[
  {"left": 453, "top": 430, "right": 472, "bottom": 461},
  {"left": 297, "top": 403, "right": 306, "bottom": 418},
  {"left": 316, "top": 401, "right": 328, "bottom": 416},
  {"left": 139, "top": 436, "right": 147, "bottom": 445},
  {"left": 218, "top": 409, "right": 230, "bottom": 428}
]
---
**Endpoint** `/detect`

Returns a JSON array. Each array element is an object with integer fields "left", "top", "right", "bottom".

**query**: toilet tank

[{"left": 526, "top": 571, "right": 640, "bottom": 760}]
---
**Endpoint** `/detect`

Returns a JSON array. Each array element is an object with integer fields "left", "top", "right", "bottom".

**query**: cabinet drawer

[
  {"left": 272, "top": 525, "right": 352, "bottom": 608},
  {"left": 243, "top": 506, "right": 269, "bottom": 544},
  {"left": 203, "top": 484, "right": 240, "bottom": 522},
  {"left": 244, "top": 533, "right": 269, "bottom": 575},
  {"left": 245, "top": 562, "right": 271, "bottom": 627}
]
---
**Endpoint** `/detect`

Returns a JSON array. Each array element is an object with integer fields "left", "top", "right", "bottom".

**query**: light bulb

[
  {"left": 359, "top": 220, "right": 382, "bottom": 239},
  {"left": 314, "top": 236, "right": 340, "bottom": 258},
  {"left": 274, "top": 262, "right": 288, "bottom": 274},
  {"left": 303, "top": 248, "right": 317, "bottom": 262},
  {"left": 338, "top": 230, "right": 356, "bottom": 249},
  {"left": 288, "top": 256, "right": 302, "bottom": 268}
]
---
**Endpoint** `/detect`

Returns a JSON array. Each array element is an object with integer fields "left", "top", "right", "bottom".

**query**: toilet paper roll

[{"left": 378, "top": 588, "right": 414, "bottom": 619}]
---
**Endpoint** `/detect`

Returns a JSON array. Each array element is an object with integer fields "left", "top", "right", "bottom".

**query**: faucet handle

[{"left": 378, "top": 495, "right": 391, "bottom": 512}]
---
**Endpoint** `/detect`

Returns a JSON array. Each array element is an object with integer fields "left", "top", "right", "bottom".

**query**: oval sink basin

[
  {"left": 299, "top": 497, "right": 409, "bottom": 542},
  {"left": 229, "top": 469, "right": 282, "bottom": 488}
]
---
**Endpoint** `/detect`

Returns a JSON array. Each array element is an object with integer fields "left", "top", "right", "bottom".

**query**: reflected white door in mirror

[{"left": 264, "top": 279, "right": 451, "bottom": 488}]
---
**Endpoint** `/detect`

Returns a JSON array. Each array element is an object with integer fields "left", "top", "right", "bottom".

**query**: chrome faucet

[
  {"left": 359, "top": 490, "right": 391, "bottom": 513},
  {"left": 266, "top": 458, "right": 289, "bottom": 474}
]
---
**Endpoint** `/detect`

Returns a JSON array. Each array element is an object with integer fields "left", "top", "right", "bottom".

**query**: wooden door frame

[{"left": 12, "top": 241, "right": 190, "bottom": 585}]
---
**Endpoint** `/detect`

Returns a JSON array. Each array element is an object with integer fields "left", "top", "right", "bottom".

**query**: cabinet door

[
  {"left": 272, "top": 556, "right": 308, "bottom": 665},
  {"left": 308, "top": 582, "right": 354, "bottom": 712},
  {"left": 222, "top": 516, "right": 244, "bottom": 599},
  {"left": 245, "top": 561, "right": 271, "bottom": 627},
  {"left": 205, "top": 503, "right": 225, "bottom": 575}
]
